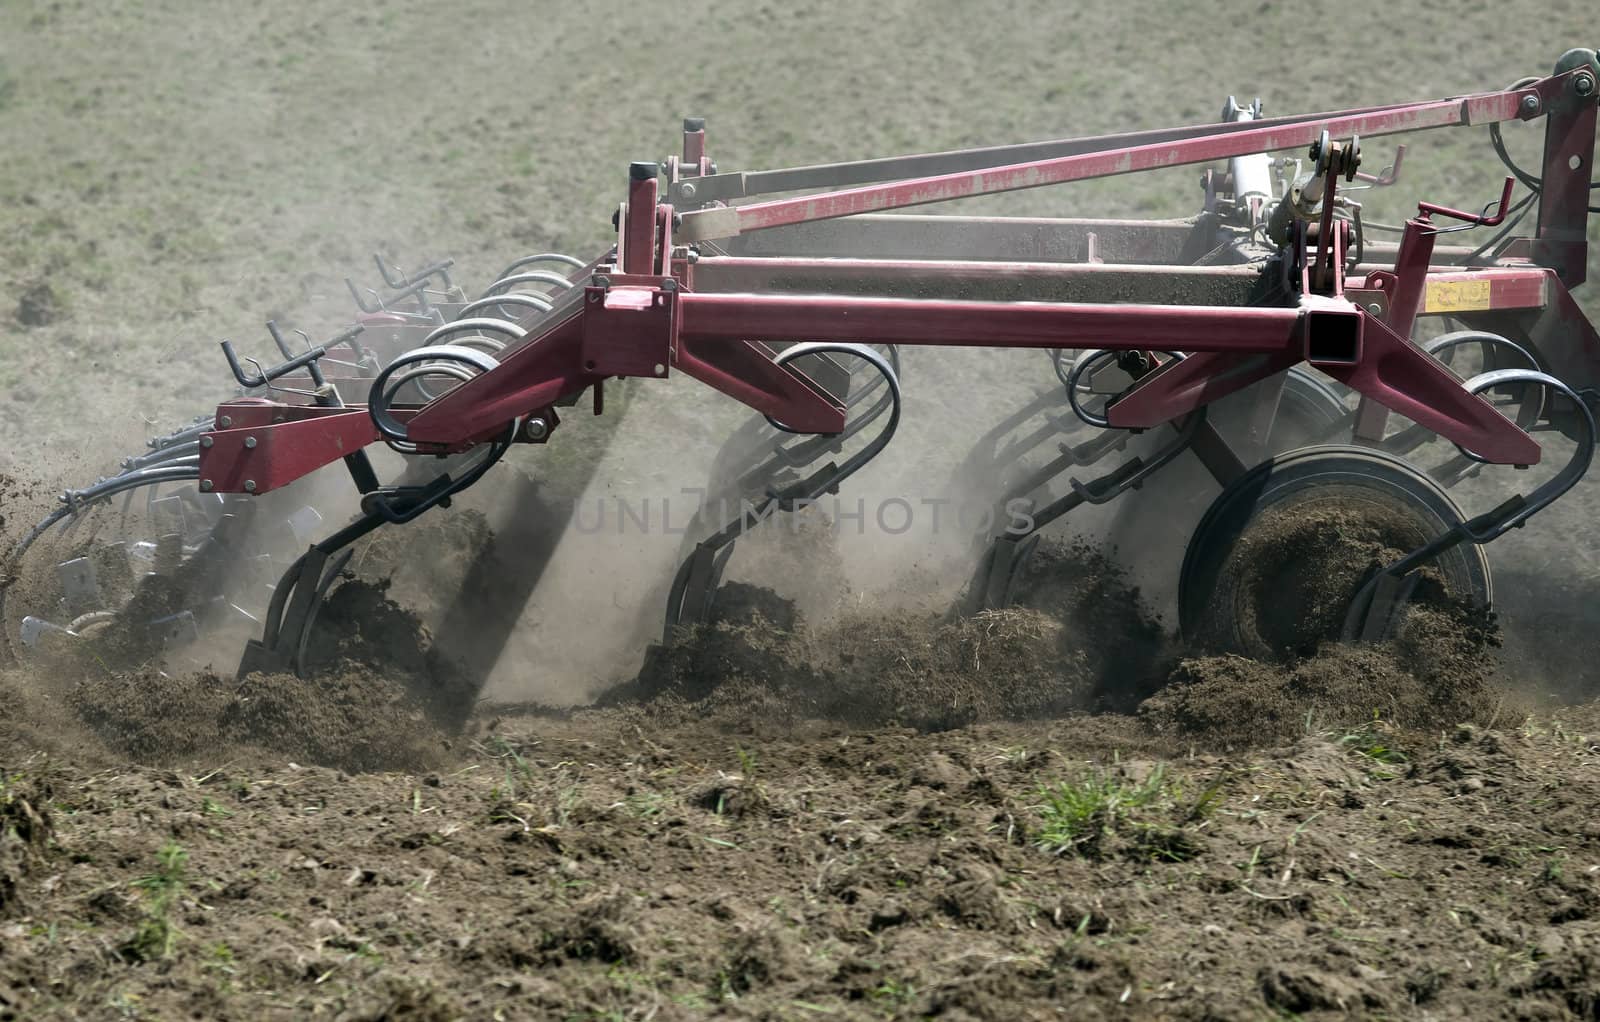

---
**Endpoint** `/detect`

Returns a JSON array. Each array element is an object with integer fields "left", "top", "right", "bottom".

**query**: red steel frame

[{"left": 196, "top": 63, "right": 1599, "bottom": 496}]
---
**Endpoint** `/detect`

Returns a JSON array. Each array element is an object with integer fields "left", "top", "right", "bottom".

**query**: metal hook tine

[
  {"left": 243, "top": 356, "right": 316, "bottom": 399},
  {"left": 265, "top": 320, "right": 296, "bottom": 359},
  {"left": 375, "top": 254, "right": 406, "bottom": 289},
  {"left": 244, "top": 356, "right": 270, "bottom": 393},
  {"left": 294, "top": 328, "right": 315, "bottom": 353}
]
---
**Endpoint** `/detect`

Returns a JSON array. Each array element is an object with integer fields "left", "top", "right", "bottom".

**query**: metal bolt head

[
  {"left": 199, "top": 480, "right": 214, "bottom": 492},
  {"left": 1366, "top": 303, "right": 1383, "bottom": 316},
  {"left": 243, "top": 480, "right": 257, "bottom": 493},
  {"left": 1578, "top": 75, "right": 1596, "bottom": 97},
  {"left": 219, "top": 415, "right": 233, "bottom": 428},
  {"left": 244, "top": 436, "right": 257, "bottom": 449},
  {"left": 653, "top": 363, "right": 666, "bottom": 376},
  {"left": 680, "top": 182, "right": 697, "bottom": 199},
  {"left": 523, "top": 417, "right": 549, "bottom": 441},
  {"left": 200, "top": 435, "right": 214, "bottom": 448}
]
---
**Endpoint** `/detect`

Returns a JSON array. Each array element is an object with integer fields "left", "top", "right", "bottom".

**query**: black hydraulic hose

[{"left": 1487, "top": 75, "right": 1599, "bottom": 213}]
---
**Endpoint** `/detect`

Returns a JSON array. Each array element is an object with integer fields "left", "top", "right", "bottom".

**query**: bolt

[
  {"left": 680, "top": 182, "right": 697, "bottom": 199},
  {"left": 243, "top": 436, "right": 257, "bottom": 449},
  {"left": 199, "top": 480, "right": 214, "bottom": 492},
  {"left": 1521, "top": 94, "right": 1541, "bottom": 115},
  {"left": 523, "top": 417, "right": 549, "bottom": 441},
  {"left": 243, "top": 480, "right": 257, "bottom": 493},
  {"left": 219, "top": 415, "right": 233, "bottom": 428},
  {"left": 200, "top": 436, "right": 214, "bottom": 448},
  {"left": 653, "top": 363, "right": 666, "bottom": 376},
  {"left": 1577, "top": 75, "right": 1596, "bottom": 97},
  {"left": 1366, "top": 303, "right": 1383, "bottom": 316}
]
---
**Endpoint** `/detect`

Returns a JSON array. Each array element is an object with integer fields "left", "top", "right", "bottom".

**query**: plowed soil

[{"left": 4, "top": 529, "right": 1600, "bottom": 1020}]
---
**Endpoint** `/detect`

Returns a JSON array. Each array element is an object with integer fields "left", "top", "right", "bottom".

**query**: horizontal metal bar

[
  {"left": 670, "top": 98, "right": 1463, "bottom": 205},
  {"left": 718, "top": 213, "right": 1199, "bottom": 263},
  {"left": 679, "top": 84, "right": 1541, "bottom": 242},
  {"left": 677, "top": 291, "right": 1304, "bottom": 351},
  {"left": 693, "top": 256, "right": 1260, "bottom": 306}
]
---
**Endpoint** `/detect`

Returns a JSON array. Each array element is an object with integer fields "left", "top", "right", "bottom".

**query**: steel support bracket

[{"left": 580, "top": 275, "right": 678, "bottom": 378}]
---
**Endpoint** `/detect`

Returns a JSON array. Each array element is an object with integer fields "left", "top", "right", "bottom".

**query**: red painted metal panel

[
  {"left": 1322, "top": 316, "right": 1541, "bottom": 465},
  {"left": 581, "top": 286, "right": 676, "bottom": 378},
  {"left": 1105, "top": 350, "right": 1304, "bottom": 428},
  {"left": 199, "top": 409, "right": 381, "bottom": 495},
  {"left": 674, "top": 337, "right": 846, "bottom": 434}
]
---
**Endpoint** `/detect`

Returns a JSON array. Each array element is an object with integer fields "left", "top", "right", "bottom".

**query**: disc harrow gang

[{"left": 6, "top": 47, "right": 1600, "bottom": 678}]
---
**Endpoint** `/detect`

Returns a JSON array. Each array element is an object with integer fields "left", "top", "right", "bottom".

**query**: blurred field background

[{"left": 2, "top": 0, "right": 1594, "bottom": 444}]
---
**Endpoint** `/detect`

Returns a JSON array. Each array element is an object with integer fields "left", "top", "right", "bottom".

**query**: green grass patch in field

[{"left": 1033, "top": 763, "right": 1210, "bottom": 861}]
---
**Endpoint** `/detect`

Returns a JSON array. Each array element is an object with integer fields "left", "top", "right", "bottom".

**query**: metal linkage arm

[
  {"left": 668, "top": 100, "right": 1421, "bottom": 205},
  {"left": 678, "top": 72, "right": 1579, "bottom": 241}
]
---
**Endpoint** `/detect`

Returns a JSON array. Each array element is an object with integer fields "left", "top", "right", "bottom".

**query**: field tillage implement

[{"left": 5, "top": 48, "right": 1599, "bottom": 678}]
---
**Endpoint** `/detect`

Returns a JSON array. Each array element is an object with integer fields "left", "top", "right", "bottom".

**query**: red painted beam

[
  {"left": 678, "top": 292, "right": 1304, "bottom": 351},
  {"left": 679, "top": 82, "right": 1550, "bottom": 241}
]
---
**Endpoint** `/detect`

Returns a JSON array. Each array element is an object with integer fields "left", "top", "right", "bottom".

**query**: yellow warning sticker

[{"left": 1424, "top": 279, "right": 1493, "bottom": 314}]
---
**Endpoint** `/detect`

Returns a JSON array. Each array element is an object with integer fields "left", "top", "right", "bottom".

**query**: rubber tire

[{"left": 1178, "top": 445, "right": 1492, "bottom": 658}]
